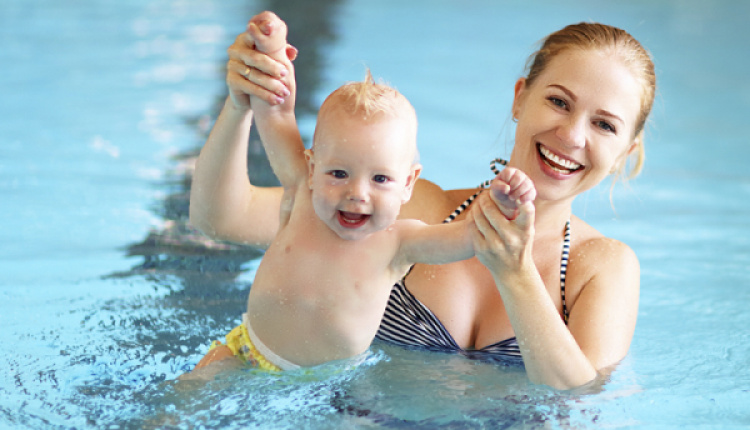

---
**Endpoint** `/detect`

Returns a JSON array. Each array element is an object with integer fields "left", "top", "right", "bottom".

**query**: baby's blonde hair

[
  {"left": 313, "top": 70, "right": 419, "bottom": 161},
  {"left": 320, "top": 69, "right": 415, "bottom": 119}
]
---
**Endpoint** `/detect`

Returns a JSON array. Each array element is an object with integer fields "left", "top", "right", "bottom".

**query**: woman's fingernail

[{"left": 274, "top": 96, "right": 285, "bottom": 105}]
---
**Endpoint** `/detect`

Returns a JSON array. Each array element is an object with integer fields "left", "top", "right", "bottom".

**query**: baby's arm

[
  {"left": 246, "top": 12, "right": 307, "bottom": 190},
  {"left": 394, "top": 218, "right": 476, "bottom": 268},
  {"left": 489, "top": 167, "right": 536, "bottom": 220},
  {"left": 395, "top": 168, "right": 536, "bottom": 267}
]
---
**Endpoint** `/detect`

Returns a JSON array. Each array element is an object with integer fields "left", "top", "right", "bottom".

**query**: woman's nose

[{"left": 556, "top": 115, "right": 586, "bottom": 148}]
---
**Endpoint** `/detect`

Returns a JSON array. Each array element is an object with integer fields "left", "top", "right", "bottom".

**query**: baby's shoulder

[{"left": 280, "top": 182, "right": 315, "bottom": 225}]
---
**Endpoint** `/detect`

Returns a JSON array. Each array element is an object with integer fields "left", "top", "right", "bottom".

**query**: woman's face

[{"left": 510, "top": 48, "right": 642, "bottom": 203}]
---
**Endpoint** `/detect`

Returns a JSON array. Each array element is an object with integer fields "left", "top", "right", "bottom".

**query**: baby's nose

[{"left": 346, "top": 180, "right": 369, "bottom": 202}]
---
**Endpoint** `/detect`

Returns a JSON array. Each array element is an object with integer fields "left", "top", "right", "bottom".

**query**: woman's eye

[
  {"left": 330, "top": 170, "right": 348, "bottom": 179},
  {"left": 373, "top": 174, "right": 389, "bottom": 184},
  {"left": 549, "top": 97, "right": 567, "bottom": 109},
  {"left": 596, "top": 120, "right": 616, "bottom": 133}
]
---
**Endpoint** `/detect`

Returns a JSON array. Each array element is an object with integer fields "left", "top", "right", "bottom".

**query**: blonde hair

[
  {"left": 319, "top": 69, "right": 415, "bottom": 119},
  {"left": 524, "top": 23, "right": 656, "bottom": 180},
  {"left": 313, "top": 70, "right": 419, "bottom": 161}
]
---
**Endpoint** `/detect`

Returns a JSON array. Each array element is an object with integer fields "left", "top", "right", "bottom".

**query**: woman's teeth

[{"left": 539, "top": 145, "right": 582, "bottom": 173}]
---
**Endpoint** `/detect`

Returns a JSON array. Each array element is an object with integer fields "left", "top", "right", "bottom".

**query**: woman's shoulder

[
  {"left": 399, "top": 179, "right": 478, "bottom": 225},
  {"left": 569, "top": 216, "right": 640, "bottom": 285}
]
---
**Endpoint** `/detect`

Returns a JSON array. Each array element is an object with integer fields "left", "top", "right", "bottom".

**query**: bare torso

[{"left": 246, "top": 184, "right": 408, "bottom": 367}]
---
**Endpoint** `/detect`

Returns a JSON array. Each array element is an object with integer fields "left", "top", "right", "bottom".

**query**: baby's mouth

[
  {"left": 538, "top": 144, "right": 583, "bottom": 174},
  {"left": 338, "top": 211, "right": 370, "bottom": 228}
]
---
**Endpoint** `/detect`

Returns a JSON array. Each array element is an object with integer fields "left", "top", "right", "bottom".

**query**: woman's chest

[{"left": 406, "top": 252, "right": 565, "bottom": 349}]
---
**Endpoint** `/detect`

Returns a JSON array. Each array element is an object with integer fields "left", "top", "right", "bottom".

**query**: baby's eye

[
  {"left": 330, "top": 170, "right": 348, "bottom": 179},
  {"left": 595, "top": 120, "right": 616, "bottom": 133},
  {"left": 373, "top": 174, "right": 390, "bottom": 184},
  {"left": 548, "top": 97, "right": 567, "bottom": 109}
]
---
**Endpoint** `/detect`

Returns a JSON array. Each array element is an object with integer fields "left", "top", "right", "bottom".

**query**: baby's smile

[{"left": 337, "top": 210, "right": 371, "bottom": 228}]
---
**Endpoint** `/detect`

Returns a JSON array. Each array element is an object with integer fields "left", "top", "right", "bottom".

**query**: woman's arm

[
  {"left": 565, "top": 237, "right": 640, "bottom": 372},
  {"left": 189, "top": 24, "right": 296, "bottom": 248},
  {"left": 471, "top": 193, "right": 639, "bottom": 389},
  {"left": 189, "top": 98, "right": 284, "bottom": 248}
]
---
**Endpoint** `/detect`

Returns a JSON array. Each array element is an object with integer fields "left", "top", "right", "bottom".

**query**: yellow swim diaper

[{"left": 209, "top": 322, "right": 281, "bottom": 372}]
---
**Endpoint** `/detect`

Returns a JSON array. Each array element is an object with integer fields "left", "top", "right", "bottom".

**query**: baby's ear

[
  {"left": 401, "top": 163, "right": 422, "bottom": 204},
  {"left": 304, "top": 149, "right": 314, "bottom": 189}
]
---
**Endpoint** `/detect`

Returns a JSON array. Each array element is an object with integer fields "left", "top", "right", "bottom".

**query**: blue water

[{"left": 2, "top": 0, "right": 750, "bottom": 428}]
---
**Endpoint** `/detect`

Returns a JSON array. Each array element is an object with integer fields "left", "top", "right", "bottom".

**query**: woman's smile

[{"left": 537, "top": 143, "right": 583, "bottom": 175}]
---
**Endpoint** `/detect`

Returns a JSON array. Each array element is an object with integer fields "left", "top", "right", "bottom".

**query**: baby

[{"left": 187, "top": 12, "right": 534, "bottom": 376}]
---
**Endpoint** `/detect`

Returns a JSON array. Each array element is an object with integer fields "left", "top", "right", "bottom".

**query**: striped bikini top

[{"left": 376, "top": 159, "right": 571, "bottom": 366}]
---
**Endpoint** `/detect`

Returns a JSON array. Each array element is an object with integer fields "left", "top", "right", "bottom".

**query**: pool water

[{"left": 2, "top": 0, "right": 750, "bottom": 428}]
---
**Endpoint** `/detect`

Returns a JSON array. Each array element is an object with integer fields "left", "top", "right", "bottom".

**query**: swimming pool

[{"left": 2, "top": 0, "right": 749, "bottom": 428}]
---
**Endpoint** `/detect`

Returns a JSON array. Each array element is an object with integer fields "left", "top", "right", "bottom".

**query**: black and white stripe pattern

[
  {"left": 443, "top": 158, "right": 507, "bottom": 223},
  {"left": 375, "top": 159, "right": 572, "bottom": 366},
  {"left": 560, "top": 220, "right": 571, "bottom": 324},
  {"left": 377, "top": 281, "right": 524, "bottom": 365}
]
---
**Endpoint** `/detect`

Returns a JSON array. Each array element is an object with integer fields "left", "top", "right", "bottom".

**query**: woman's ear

[
  {"left": 611, "top": 140, "right": 639, "bottom": 175},
  {"left": 626, "top": 139, "right": 639, "bottom": 156},
  {"left": 512, "top": 78, "right": 527, "bottom": 121}
]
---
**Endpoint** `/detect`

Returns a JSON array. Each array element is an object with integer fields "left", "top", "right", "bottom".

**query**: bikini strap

[
  {"left": 441, "top": 158, "right": 572, "bottom": 325},
  {"left": 560, "top": 220, "right": 571, "bottom": 325},
  {"left": 443, "top": 158, "right": 507, "bottom": 224}
]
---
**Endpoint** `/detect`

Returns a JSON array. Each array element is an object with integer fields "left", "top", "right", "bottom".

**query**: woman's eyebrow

[
  {"left": 550, "top": 84, "right": 624, "bottom": 125},
  {"left": 596, "top": 108, "right": 624, "bottom": 125},
  {"left": 549, "top": 84, "right": 577, "bottom": 102}
]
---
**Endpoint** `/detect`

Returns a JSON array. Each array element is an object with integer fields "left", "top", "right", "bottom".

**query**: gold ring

[{"left": 243, "top": 67, "right": 251, "bottom": 77}]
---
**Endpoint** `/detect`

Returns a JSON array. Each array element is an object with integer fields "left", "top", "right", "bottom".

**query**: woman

[{"left": 189, "top": 17, "right": 656, "bottom": 390}]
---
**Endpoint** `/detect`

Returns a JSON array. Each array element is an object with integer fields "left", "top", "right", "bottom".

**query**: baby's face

[{"left": 307, "top": 110, "right": 418, "bottom": 241}]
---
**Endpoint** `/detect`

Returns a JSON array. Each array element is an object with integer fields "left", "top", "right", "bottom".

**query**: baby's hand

[
  {"left": 489, "top": 167, "right": 536, "bottom": 220},
  {"left": 247, "top": 11, "right": 288, "bottom": 56}
]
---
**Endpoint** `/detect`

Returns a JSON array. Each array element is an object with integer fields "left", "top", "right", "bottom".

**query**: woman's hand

[
  {"left": 472, "top": 193, "right": 535, "bottom": 275},
  {"left": 471, "top": 168, "right": 536, "bottom": 277},
  {"left": 225, "top": 17, "right": 298, "bottom": 110}
]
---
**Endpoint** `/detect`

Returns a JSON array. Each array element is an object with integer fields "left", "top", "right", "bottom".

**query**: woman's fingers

[
  {"left": 227, "top": 59, "right": 286, "bottom": 106},
  {"left": 228, "top": 58, "right": 290, "bottom": 98},
  {"left": 471, "top": 201, "right": 489, "bottom": 238},
  {"left": 516, "top": 201, "right": 536, "bottom": 232},
  {"left": 230, "top": 34, "right": 290, "bottom": 78},
  {"left": 478, "top": 191, "right": 534, "bottom": 242}
]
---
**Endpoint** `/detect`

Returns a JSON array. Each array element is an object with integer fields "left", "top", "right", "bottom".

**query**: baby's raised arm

[{"left": 246, "top": 12, "right": 307, "bottom": 190}]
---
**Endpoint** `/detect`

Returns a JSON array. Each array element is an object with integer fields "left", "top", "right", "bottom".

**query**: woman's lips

[{"left": 538, "top": 144, "right": 583, "bottom": 174}]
